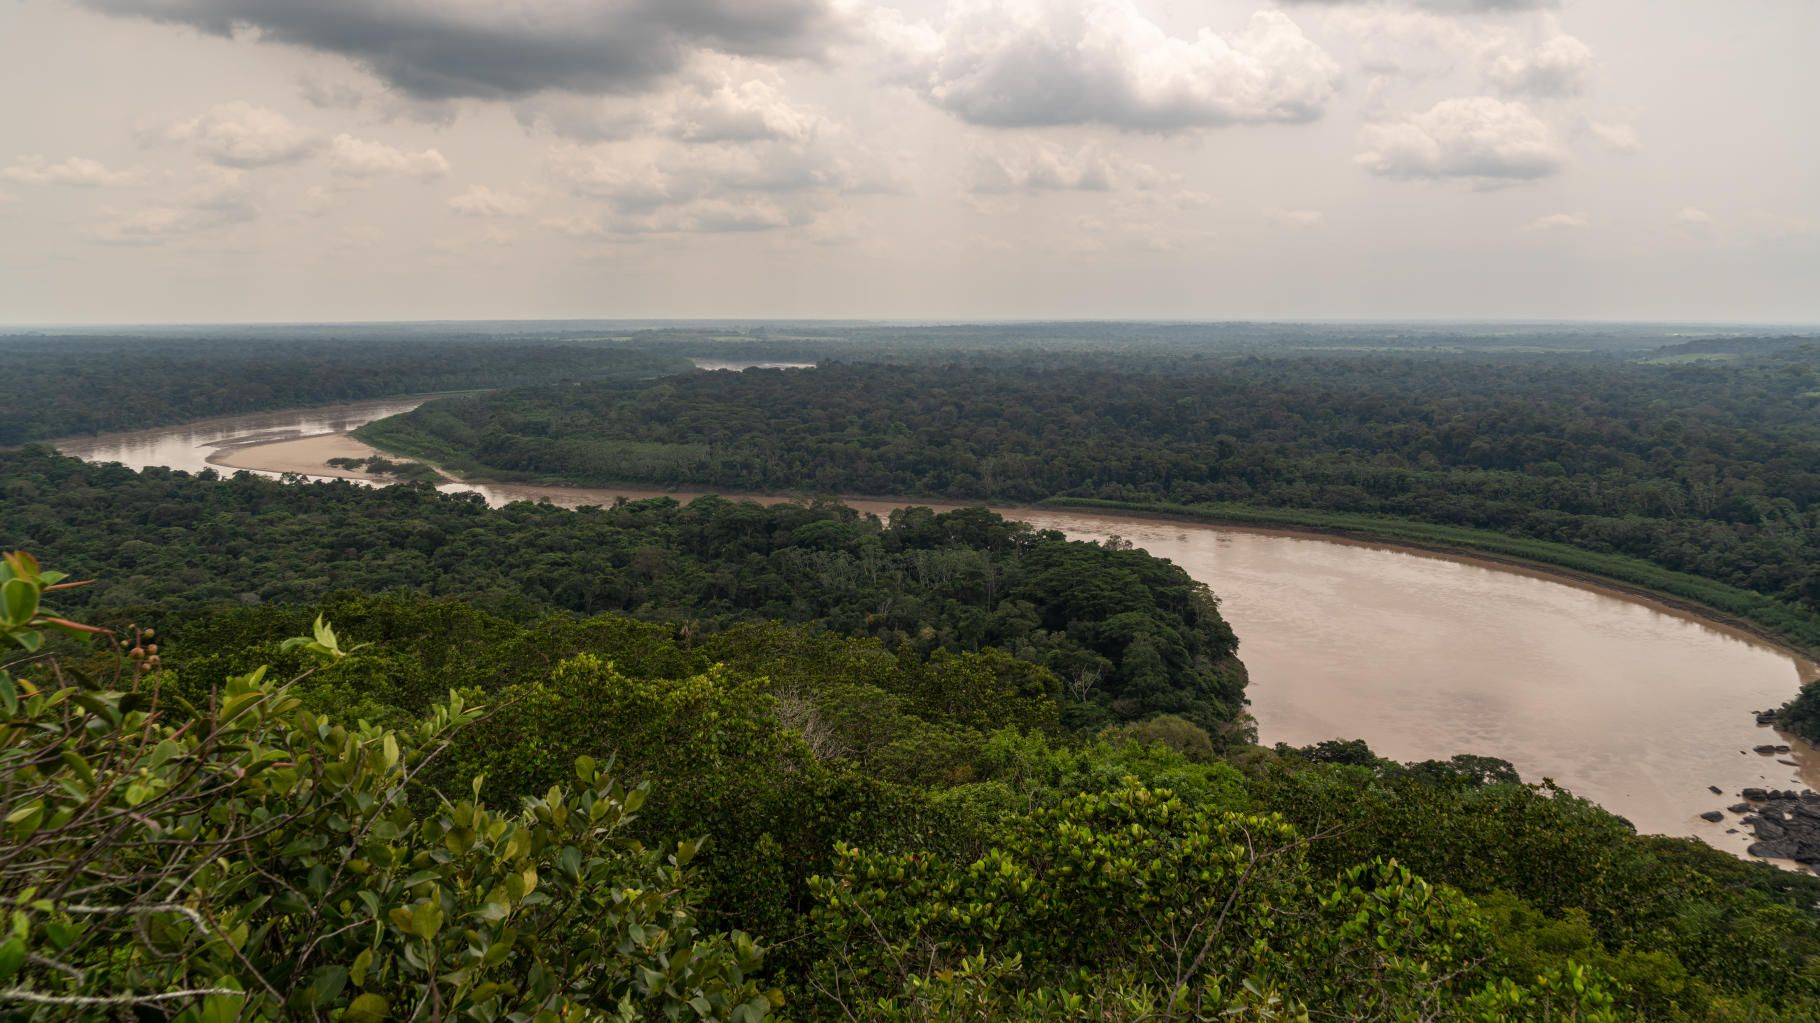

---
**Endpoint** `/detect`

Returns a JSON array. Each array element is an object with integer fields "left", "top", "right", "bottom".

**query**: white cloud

[
  {"left": 885, "top": 3, "right": 1341, "bottom": 133},
  {"left": 667, "top": 70, "right": 824, "bottom": 144},
  {"left": 1265, "top": 208, "right": 1325, "bottom": 227},
  {"left": 1585, "top": 119, "right": 1642, "bottom": 154},
  {"left": 1675, "top": 206, "right": 1715, "bottom": 227},
  {"left": 169, "top": 102, "right": 317, "bottom": 167},
  {"left": 1319, "top": 8, "right": 1493, "bottom": 81},
  {"left": 547, "top": 139, "right": 842, "bottom": 236},
  {"left": 511, "top": 60, "right": 830, "bottom": 149},
  {"left": 329, "top": 135, "right": 451, "bottom": 179},
  {"left": 1283, "top": 1, "right": 1559, "bottom": 12},
  {"left": 1357, "top": 96, "right": 1565, "bottom": 184},
  {"left": 87, "top": 166, "right": 255, "bottom": 245},
  {"left": 1486, "top": 29, "right": 1592, "bottom": 97},
  {"left": 1524, "top": 212, "right": 1586, "bottom": 231},
  {"left": 449, "top": 185, "right": 530, "bottom": 217},
  {"left": 546, "top": 195, "right": 800, "bottom": 237},
  {"left": 968, "top": 142, "right": 1157, "bottom": 193},
  {"left": 513, "top": 94, "right": 652, "bottom": 143},
  {"left": 2, "top": 155, "right": 137, "bottom": 186}
]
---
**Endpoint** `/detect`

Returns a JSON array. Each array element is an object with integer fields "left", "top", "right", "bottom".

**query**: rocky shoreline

[{"left": 1717, "top": 787, "right": 1820, "bottom": 868}]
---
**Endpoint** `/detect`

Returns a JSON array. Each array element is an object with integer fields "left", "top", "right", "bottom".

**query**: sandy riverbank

[{"left": 207, "top": 433, "right": 390, "bottom": 479}]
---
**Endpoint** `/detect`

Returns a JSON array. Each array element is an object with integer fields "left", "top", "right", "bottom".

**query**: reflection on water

[
  {"left": 54, "top": 398, "right": 1819, "bottom": 859},
  {"left": 690, "top": 358, "right": 816, "bottom": 372},
  {"left": 54, "top": 398, "right": 434, "bottom": 476}
]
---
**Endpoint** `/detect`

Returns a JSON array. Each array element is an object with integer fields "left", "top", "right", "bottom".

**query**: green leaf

[
  {"left": 311, "top": 964, "right": 349, "bottom": 1005},
  {"left": 6, "top": 801, "right": 45, "bottom": 840},
  {"left": 344, "top": 992, "right": 390, "bottom": 1022},
  {"left": 0, "top": 577, "right": 37, "bottom": 627},
  {"left": 0, "top": 937, "right": 24, "bottom": 982},
  {"left": 199, "top": 990, "right": 247, "bottom": 1023}
]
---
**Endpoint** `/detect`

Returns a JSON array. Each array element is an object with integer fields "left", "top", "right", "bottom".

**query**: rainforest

[{"left": 6, "top": 325, "right": 1820, "bottom": 1021}]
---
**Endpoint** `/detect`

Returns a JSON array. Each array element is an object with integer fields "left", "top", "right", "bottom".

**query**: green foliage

[
  {"left": 367, "top": 350, "right": 1820, "bottom": 648},
  {"left": 1776, "top": 679, "right": 1820, "bottom": 745},
  {"left": 3, "top": 451, "right": 1243, "bottom": 734},
  {"left": 0, "top": 330, "right": 693, "bottom": 445},
  {"left": 0, "top": 550, "right": 108, "bottom": 653},
  {"left": 1100, "top": 713, "right": 1216, "bottom": 761},
  {"left": 807, "top": 781, "right": 1626, "bottom": 1022},
  {"left": 0, "top": 566, "right": 776, "bottom": 1020}
]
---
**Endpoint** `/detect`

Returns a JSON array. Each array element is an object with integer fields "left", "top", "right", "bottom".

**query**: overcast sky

[{"left": 2, "top": 0, "right": 1816, "bottom": 324}]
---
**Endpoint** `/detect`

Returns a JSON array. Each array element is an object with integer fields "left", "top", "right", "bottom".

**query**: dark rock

[
  {"left": 1749, "top": 841, "right": 1799, "bottom": 859},
  {"left": 1754, "top": 745, "right": 1780, "bottom": 755},
  {"left": 1730, "top": 803, "right": 1753, "bottom": 813},
  {"left": 1780, "top": 759, "right": 1801, "bottom": 767},
  {"left": 1710, "top": 785, "right": 1724, "bottom": 795},
  {"left": 1700, "top": 810, "right": 1725, "bottom": 822},
  {"left": 1742, "top": 787, "right": 1770, "bottom": 800}
]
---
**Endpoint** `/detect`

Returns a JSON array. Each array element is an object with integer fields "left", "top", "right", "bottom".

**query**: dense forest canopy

[
  {"left": 4, "top": 319, "right": 1792, "bottom": 445},
  {"left": 360, "top": 347, "right": 1820, "bottom": 633},
  {"left": 7, "top": 542, "right": 1820, "bottom": 1019},
  {"left": 8, "top": 324, "right": 1820, "bottom": 1017},
  {"left": 0, "top": 332, "right": 692, "bottom": 444},
  {"left": 0, "top": 447, "right": 1242, "bottom": 736}
]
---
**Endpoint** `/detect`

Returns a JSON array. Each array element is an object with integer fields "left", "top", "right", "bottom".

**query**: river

[{"left": 53, "top": 397, "right": 1820, "bottom": 864}]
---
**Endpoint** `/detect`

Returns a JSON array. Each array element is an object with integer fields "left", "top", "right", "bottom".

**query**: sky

[{"left": 1, "top": 0, "right": 1816, "bottom": 325}]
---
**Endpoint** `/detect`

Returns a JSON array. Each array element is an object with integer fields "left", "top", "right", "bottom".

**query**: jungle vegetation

[
  {"left": 7, "top": 549, "right": 1820, "bottom": 1020},
  {"left": 357, "top": 348, "right": 1820, "bottom": 660},
  {"left": 8, "top": 327, "right": 1820, "bottom": 1018},
  {"left": 0, "top": 332, "right": 693, "bottom": 445}
]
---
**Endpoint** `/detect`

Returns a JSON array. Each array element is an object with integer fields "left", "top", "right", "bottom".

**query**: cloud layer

[
  {"left": 1357, "top": 96, "right": 1565, "bottom": 183},
  {"left": 886, "top": 3, "right": 1341, "bottom": 132},
  {"left": 170, "top": 102, "right": 317, "bottom": 167},
  {"left": 2, "top": 155, "right": 137, "bottom": 186},
  {"left": 80, "top": 0, "right": 845, "bottom": 99}
]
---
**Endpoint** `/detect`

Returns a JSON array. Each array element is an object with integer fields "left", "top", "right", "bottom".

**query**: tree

[{"left": 0, "top": 553, "right": 777, "bottom": 1021}]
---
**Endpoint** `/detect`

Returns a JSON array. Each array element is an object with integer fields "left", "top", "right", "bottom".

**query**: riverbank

[
  {"left": 348, "top": 419, "right": 1820, "bottom": 680},
  {"left": 207, "top": 432, "right": 390, "bottom": 478},
  {"left": 1041, "top": 498, "right": 1820, "bottom": 674},
  {"left": 57, "top": 406, "right": 1820, "bottom": 863}
]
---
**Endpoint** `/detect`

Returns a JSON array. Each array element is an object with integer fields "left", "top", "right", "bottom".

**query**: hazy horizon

[
  {"left": 4, "top": 0, "right": 1818, "bottom": 323},
  {"left": 4, "top": 316, "right": 1820, "bottom": 332}
]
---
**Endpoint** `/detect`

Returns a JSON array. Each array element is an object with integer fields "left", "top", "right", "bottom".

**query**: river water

[{"left": 53, "top": 398, "right": 1820, "bottom": 862}]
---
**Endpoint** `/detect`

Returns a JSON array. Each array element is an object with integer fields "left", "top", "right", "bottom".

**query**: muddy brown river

[{"left": 55, "top": 398, "right": 1820, "bottom": 863}]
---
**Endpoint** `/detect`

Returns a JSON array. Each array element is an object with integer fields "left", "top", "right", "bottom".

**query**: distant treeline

[
  {"left": 358, "top": 350, "right": 1820, "bottom": 642},
  {"left": 0, "top": 333, "right": 692, "bottom": 444}
]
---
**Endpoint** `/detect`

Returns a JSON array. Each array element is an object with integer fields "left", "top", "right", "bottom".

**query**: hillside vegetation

[{"left": 6, "top": 550, "right": 1820, "bottom": 1020}]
